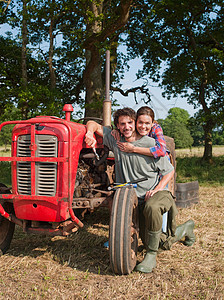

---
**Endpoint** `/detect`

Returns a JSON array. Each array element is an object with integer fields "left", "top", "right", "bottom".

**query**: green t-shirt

[{"left": 103, "top": 127, "right": 174, "bottom": 198}]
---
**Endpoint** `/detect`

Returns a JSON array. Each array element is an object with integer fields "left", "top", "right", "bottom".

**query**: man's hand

[
  {"left": 145, "top": 190, "right": 158, "bottom": 201},
  {"left": 117, "top": 141, "right": 135, "bottom": 153},
  {"left": 85, "top": 130, "right": 96, "bottom": 148}
]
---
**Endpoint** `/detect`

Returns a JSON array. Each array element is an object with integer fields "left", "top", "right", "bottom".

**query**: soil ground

[{"left": 0, "top": 186, "right": 223, "bottom": 300}]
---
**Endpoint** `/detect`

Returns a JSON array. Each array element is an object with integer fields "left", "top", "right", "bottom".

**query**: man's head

[{"left": 113, "top": 107, "right": 136, "bottom": 140}]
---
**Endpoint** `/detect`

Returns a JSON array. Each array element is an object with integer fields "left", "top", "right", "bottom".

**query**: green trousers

[{"left": 138, "top": 190, "right": 178, "bottom": 246}]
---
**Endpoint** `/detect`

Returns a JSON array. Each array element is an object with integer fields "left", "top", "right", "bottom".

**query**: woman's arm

[
  {"left": 111, "top": 129, "right": 121, "bottom": 141},
  {"left": 149, "top": 123, "right": 167, "bottom": 158},
  {"left": 116, "top": 141, "right": 154, "bottom": 156}
]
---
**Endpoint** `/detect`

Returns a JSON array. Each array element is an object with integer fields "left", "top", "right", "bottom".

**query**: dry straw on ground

[
  {"left": 175, "top": 145, "right": 224, "bottom": 158},
  {"left": 0, "top": 186, "right": 223, "bottom": 300}
]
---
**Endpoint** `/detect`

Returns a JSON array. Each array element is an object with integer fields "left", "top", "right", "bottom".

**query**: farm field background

[
  {"left": 0, "top": 146, "right": 223, "bottom": 299},
  {"left": 175, "top": 145, "right": 224, "bottom": 158}
]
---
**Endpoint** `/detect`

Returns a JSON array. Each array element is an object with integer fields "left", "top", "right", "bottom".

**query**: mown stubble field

[
  {"left": 0, "top": 146, "right": 224, "bottom": 299},
  {"left": 0, "top": 185, "right": 223, "bottom": 300}
]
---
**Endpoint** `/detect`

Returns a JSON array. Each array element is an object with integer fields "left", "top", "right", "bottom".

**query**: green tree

[
  {"left": 0, "top": 35, "right": 62, "bottom": 118},
  {"left": 3, "top": 0, "right": 137, "bottom": 119},
  {"left": 188, "top": 116, "right": 204, "bottom": 147},
  {"left": 1, "top": 0, "right": 223, "bottom": 162},
  {"left": 212, "top": 125, "right": 224, "bottom": 145},
  {"left": 0, "top": 104, "right": 21, "bottom": 150},
  {"left": 58, "top": 0, "right": 134, "bottom": 118},
  {"left": 126, "top": 0, "right": 224, "bottom": 161},
  {"left": 160, "top": 108, "right": 193, "bottom": 149}
]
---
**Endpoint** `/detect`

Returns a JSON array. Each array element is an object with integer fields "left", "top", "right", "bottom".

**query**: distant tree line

[
  {"left": 0, "top": 106, "right": 223, "bottom": 151},
  {"left": 158, "top": 107, "right": 224, "bottom": 149}
]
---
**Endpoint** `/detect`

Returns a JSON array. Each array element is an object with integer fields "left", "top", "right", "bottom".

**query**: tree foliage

[
  {"left": 0, "top": 0, "right": 223, "bottom": 160},
  {"left": 159, "top": 108, "right": 193, "bottom": 149},
  {"left": 126, "top": 0, "right": 224, "bottom": 160}
]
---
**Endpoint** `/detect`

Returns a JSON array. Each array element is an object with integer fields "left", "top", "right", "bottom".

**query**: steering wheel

[{"left": 77, "top": 117, "right": 103, "bottom": 125}]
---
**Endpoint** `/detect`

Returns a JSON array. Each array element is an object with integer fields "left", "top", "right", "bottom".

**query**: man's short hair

[{"left": 113, "top": 107, "right": 136, "bottom": 128}]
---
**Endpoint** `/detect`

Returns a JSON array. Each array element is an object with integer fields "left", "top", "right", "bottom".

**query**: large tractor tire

[
  {"left": 109, "top": 186, "right": 139, "bottom": 275},
  {"left": 164, "top": 136, "right": 176, "bottom": 196},
  {"left": 0, "top": 184, "right": 15, "bottom": 254}
]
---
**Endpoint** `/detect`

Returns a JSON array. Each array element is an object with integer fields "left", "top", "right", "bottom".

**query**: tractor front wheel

[
  {"left": 0, "top": 183, "right": 15, "bottom": 254},
  {"left": 0, "top": 202, "right": 15, "bottom": 254},
  {"left": 109, "top": 186, "right": 139, "bottom": 275}
]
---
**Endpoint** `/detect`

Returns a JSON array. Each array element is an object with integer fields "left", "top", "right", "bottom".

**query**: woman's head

[
  {"left": 136, "top": 106, "right": 155, "bottom": 122},
  {"left": 136, "top": 106, "right": 155, "bottom": 136}
]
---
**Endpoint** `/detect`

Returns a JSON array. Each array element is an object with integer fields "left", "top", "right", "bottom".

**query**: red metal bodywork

[{"left": 0, "top": 116, "right": 88, "bottom": 227}]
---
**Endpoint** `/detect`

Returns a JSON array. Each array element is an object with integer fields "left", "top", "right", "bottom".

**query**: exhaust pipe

[
  {"left": 103, "top": 50, "right": 111, "bottom": 127},
  {"left": 63, "top": 104, "right": 74, "bottom": 121}
]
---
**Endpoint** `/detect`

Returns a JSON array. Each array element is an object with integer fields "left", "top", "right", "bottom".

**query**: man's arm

[
  {"left": 144, "top": 169, "right": 174, "bottom": 201},
  {"left": 85, "top": 121, "right": 103, "bottom": 148}
]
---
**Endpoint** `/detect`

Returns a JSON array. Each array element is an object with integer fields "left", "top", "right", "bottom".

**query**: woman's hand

[
  {"left": 117, "top": 141, "right": 135, "bottom": 153},
  {"left": 111, "top": 129, "right": 121, "bottom": 141}
]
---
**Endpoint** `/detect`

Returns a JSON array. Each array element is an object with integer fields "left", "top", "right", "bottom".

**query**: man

[{"left": 85, "top": 107, "right": 195, "bottom": 273}]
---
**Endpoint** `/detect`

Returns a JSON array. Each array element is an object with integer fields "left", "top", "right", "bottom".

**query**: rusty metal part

[
  {"left": 26, "top": 227, "right": 68, "bottom": 236},
  {"left": 9, "top": 214, "right": 23, "bottom": 227},
  {"left": 62, "top": 220, "right": 78, "bottom": 235},
  {"left": 73, "top": 196, "right": 112, "bottom": 210},
  {"left": 87, "top": 188, "right": 112, "bottom": 195},
  {"left": 69, "top": 207, "right": 84, "bottom": 228},
  {"left": 24, "top": 220, "right": 78, "bottom": 237}
]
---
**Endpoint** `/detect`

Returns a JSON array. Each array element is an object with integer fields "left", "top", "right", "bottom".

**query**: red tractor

[{"left": 0, "top": 103, "right": 176, "bottom": 275}]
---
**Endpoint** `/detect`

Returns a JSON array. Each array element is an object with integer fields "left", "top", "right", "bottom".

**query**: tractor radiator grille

[{"left": 17, "top": 135, "right": 58, "bottom": 196}]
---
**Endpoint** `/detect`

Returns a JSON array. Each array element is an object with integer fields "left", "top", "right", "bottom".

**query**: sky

[{"left": 112, "top": 57, "right": 198, "bottom": 120}]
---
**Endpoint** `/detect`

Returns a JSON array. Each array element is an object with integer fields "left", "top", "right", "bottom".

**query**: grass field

[{"left": 0, "top": 146, "right": 223, "bottom": 299}]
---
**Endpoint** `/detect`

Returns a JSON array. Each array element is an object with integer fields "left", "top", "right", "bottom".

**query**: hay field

[
  {"left": 176, "top": 145, "right": 224, "bottom": 158},
  {"left": 0, "top": 186, "right": 223, "bottom": 299}
]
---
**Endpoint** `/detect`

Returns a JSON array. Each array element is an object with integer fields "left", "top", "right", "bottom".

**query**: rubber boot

[
  {"left": 174, "top": 219, "right": 196, "bottom": 246},
  {"left": 135, "top": 230, "right": 161, "bottom": 273}
]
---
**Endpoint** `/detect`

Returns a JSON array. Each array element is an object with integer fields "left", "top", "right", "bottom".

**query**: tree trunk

[
  {"left": 84, "top": 47, "right": 104, "bottom": 118},
  {"left": 83, "top": 0, "right": 132, "bottom": 118},
  {"left": 198, "top": 69, "right": 215, "bottom": 163},
  {"left": 202, "top": 121, "right": 213, "bottom": 163},
  {"left": 83, "top": 1, "right": 104, "bottom": 118},
  {"left": 21, "top": 0, "right": 28, "bottom": 119}
]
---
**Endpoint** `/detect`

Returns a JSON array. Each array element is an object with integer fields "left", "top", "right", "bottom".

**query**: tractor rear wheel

[
  {"left": 0, "top": 184, "right": 15, "bottom": 254},
  {"left": 109, "top": 186, "right": 139, "bottom": 275}
]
